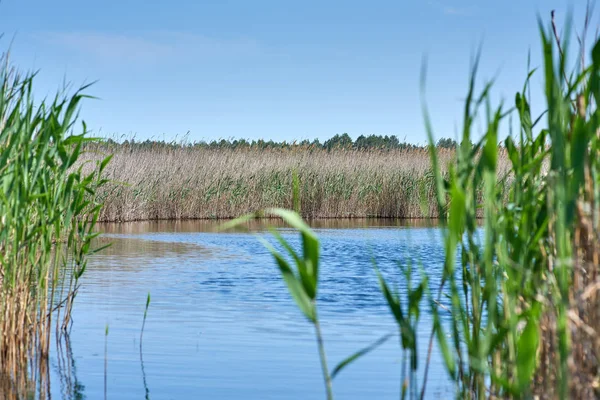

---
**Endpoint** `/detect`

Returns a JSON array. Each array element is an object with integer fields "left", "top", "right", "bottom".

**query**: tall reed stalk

[{"left": 0, "top": 57, "right": 110, "bottom": 394}]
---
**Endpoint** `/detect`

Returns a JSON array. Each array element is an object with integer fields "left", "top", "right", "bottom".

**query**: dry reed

[{"left": 81, "top": 144, "right": 510, "bottom": 222}]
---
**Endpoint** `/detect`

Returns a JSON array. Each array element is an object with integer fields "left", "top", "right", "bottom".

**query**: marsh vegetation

[
  {"left": 82, "top": 142, "right": 511, "bottom": 222},
  {"left": 0, "top": 7, "right": 599, "bottom": 400},
  {"left": 0, "top": 58, "right": 110, "bottom": 396}
]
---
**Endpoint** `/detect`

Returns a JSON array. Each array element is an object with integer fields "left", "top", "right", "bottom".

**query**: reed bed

[
  {"left": 0, "top": 59, "right": 109, "bottom": 396},
  {"left": 81, "top": 144, "right": 510, "bottom": 222}
]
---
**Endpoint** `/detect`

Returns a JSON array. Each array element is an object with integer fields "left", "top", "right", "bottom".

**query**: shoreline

[
  {"left": 96, "top": 216, "right": 448, "bottom": 234},
  {"left": 97, "top": 215, "right": 446, "bottom": 223}
]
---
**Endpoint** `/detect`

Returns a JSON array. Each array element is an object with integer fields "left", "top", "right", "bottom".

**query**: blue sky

[{"left": 0, "top": 0, "right": 587, "bottom": 143}]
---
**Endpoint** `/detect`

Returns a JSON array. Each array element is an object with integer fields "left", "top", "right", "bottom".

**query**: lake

[{"left": 47, "top": 219, "right": 452, "bottom": 399}]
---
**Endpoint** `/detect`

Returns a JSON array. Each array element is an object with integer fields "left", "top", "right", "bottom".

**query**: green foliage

[
  {"left": 435, "top": 137, "right": 458, "bottom": 149},
  {"left": 98, "top": 133, "right": 456, "bottom": 151},
  {"left": 419, "top": 13, "right": 599, "bottom": 399},
  {"left": 324, "top": 133, "right": 353, "bottom": 150},
  {"left": 0, "top": 58, "right": 110, "bottom": 381},
  {"left": 377, "top": 263, "right": 427, "bottom": 400},
  {"left": 330, "top": 333, "right": 393, "bottom": 379},
  {"left": 292, "top": 169, "right": 301, "bottom": 213}
]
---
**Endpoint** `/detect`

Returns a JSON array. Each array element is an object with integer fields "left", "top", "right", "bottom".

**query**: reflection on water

[
  {"left": 54, "top": 334, "right": 86, "bottom": 400},
  {"left": 1, "top": 333, "right": 87, "bottom": 400},
  {"left": 19, "top": 219, "right": 452, "bottom": 399},
  {"left": 98, "top": 218, "right": 442, "bottom": 234}
]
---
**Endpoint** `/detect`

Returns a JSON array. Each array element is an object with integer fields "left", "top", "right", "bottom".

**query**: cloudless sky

[{"left": 0, "top": 0, "right": 590, "bottom": 143}]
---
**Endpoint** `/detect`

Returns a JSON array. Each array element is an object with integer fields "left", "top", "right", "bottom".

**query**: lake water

[{"left": 47, "top": 219, "right": 452, "bottom": 399}]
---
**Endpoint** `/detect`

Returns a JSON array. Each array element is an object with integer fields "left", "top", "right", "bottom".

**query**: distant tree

[
  {"left": 354, "top": 134, "right": 407, "bottom": 150},
  {"left": 354, "top": 135, "right": 368, "bottom": 149},
  {"left": 324, "top": 133, "right": 353, "bottom": 150},
  {"left": 386, "top": 135, "right": 400, "bottom": 148},
  {"left": 436, "top": 137, "right": 457, "bottom": 149}
]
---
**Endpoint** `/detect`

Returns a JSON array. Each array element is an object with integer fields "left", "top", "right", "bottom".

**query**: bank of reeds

[
  {"left": 0, "top": 59, "right": 109, "bottom": 395},
  {"left": 80, "top": 144, "right": 510, "bottom": 222}
]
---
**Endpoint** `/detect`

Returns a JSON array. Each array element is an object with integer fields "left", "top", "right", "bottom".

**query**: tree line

[{"left": 102, "top": 133, "right": 458, "bottom": 150}]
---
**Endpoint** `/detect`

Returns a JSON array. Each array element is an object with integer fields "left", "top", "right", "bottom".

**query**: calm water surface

[{"left": 48, "top": 219, "right": 452, "bottom": 399}]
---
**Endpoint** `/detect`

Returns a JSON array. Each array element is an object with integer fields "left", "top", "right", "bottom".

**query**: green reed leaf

[
  {"left": 266, "top": 208, "right": 320, "bottom": 297},
  {"left": 259, "top": 237, "right": 316, "bottom": 322},
  {"left": 516, "top": 317, "right": 540, "bottom": 392},
  {"left": 331, "top": 333, "right": 394, "bottom": 379}
]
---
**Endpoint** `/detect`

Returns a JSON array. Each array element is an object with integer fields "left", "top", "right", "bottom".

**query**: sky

[{"left": 0, "top": 0, "right": 591, "bottom": 143}]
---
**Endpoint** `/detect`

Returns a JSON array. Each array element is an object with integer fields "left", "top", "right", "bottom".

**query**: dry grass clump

[{"left": 80, "top": 144, "right": 510, "bottom": 222}]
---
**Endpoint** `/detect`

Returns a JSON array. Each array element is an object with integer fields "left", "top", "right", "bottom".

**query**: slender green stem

[
  {"left": 314, "top": 317, "right": 333, "bottom": 400},
  {"left": 401, "top": 350, "right": 407, "bottom": 400},
  {"left": 104, "top": 324, "right": 109, "bottom": 400},
  {"left": 420, "top": 278, "right": 446, "bottom": 400},
  {"left": 140, "top": 293, "right": 151, "bottom": 399}
]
